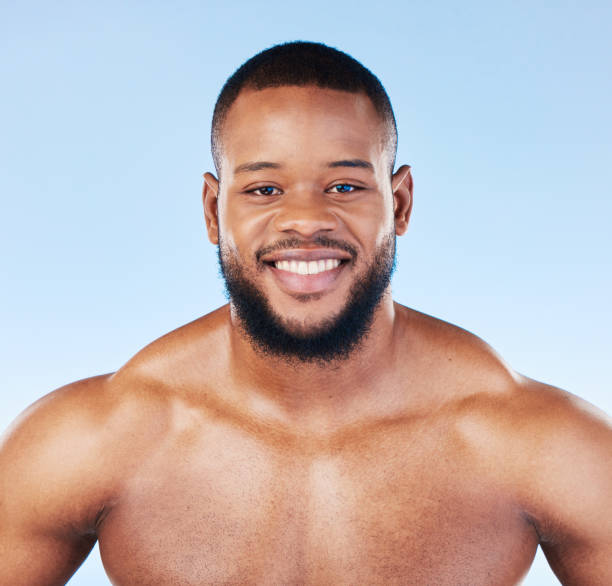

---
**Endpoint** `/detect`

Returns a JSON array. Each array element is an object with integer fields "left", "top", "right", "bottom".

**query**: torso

[{"left": 86, "top": 306, "right": 542, "bottom": 585}]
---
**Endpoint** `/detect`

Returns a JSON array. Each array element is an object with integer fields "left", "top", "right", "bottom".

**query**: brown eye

[
  {"left": 251, "top": 186, "right": 280, "bottom": 196},
  {"left": 329, "top": 184, "right": 357, "bottom": 194}
]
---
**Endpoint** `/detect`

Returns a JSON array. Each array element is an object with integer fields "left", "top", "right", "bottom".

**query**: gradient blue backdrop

[{"left": 1, "top": 1, "right": 610, "bottom": 584}]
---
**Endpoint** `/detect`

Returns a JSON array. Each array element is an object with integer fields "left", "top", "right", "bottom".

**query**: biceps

[
  {"left": 542, "top": 536, "right": 612, "bottom": 586},
  {"left": 0, "top": 466, "right": 98, "bottom": 585},
  {"left": 0, "top": 526, "right": 96, "bottom": 586}
]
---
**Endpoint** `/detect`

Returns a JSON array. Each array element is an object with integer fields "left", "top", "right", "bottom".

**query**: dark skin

[{"left": 1, "top": 86, "right": 611, "bottom": 585}]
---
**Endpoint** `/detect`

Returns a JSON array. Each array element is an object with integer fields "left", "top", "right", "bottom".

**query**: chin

[{"left": 273, "top": 309, "right": 346, "bottom": 339}]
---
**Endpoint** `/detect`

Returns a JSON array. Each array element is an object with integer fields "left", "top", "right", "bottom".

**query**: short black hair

[{"left": 211, "top": 41, "right": 398, "bottom": 175}]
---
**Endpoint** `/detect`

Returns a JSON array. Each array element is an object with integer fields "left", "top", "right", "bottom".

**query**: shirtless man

[{"left": 1, "top": 41, "right": 611, "bottom": 586}]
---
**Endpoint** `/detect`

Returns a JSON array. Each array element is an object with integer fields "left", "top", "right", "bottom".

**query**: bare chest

[{"left": 98, "top": 420, "right": 537, "bottom": 585}]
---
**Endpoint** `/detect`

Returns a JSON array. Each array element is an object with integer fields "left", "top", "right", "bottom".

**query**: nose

[{"left": 273, "top": 191, "right": 338, "bottom": 237}]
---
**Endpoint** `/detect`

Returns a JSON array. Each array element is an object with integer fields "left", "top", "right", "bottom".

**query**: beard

[{"left": 218, "top": 233, "right": 396, "bottom": 365}]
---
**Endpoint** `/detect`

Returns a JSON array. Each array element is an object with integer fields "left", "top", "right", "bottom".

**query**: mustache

[{"left": 255, "top": 236, "right": 358, "bottom": 263}]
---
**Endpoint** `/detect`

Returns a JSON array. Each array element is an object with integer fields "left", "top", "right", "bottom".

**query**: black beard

[{"left": 217, "top": 233, "right": 396, "bottom": 365}]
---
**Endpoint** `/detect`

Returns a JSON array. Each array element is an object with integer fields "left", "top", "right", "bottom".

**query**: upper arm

[
  {"left": 0, "top": 377, "right": 113, "bottom": 585},
  {"left": 521, "top": 385, "right": 612, "bottom": 585}
]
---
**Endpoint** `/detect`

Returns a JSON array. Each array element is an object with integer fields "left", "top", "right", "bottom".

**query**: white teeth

[{"left": 274, "top": 258, "right": 341, "bottom": 275}]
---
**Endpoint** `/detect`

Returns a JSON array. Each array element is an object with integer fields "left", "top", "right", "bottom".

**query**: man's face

[{"left": 205, "top": 86, "right": 411, "bottom": 362}]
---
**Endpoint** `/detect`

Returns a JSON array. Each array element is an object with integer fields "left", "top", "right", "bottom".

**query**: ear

[
  {"left": 391, "top": 165, "right": 413, "bottom": 236},
  {"left": 202, "top": 172, "right": 220, "bottom": 245}
]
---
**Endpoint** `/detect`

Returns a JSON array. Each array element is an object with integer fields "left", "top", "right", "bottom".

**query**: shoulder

[
  {"left": 451, "top": 372, "right": 612, "bottom": 494},
  {"left": 0, "top": 375, "right": 123, "bottom": 534},
  {"left": 505, "top": 379, "right": 612, "bottom": 537},
  {"left": 396, "top": 305, "right": 612, "bottom": 534},
  {"left": 2, "top": 306, "right": 233, "bottom": 470},
  {"left": 0, "top": 307, "right": 231, "bottom": 532},
  {"left": 1, "top": 374, "right": 118, "bottom": 470},
  {"left": 487, "top": 380, "right": 612, "bottom": 581}
]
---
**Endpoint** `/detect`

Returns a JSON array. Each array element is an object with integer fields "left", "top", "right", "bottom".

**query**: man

[{"left": 1, "top": 41, "right": 611, "bottom": 585}]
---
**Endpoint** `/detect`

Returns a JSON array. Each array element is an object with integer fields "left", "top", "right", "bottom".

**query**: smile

[
  {"left": 265, "top": 258, "right": 348, "bottom": 296},
  {"left": 259, "top": 247, "right": 353, "bottom": 296},
  {"left": 274, "top": 259, "right": 341, "bottom": 275}
]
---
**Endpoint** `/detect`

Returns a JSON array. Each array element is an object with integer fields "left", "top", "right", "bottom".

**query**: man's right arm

[{"left": 0, "top": 376, "right": 113, "bottom": 585}]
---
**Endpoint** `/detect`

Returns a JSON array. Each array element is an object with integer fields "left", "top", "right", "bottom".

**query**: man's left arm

[{"left": 523, "top": 384, "right": 612, "bottom": 585}]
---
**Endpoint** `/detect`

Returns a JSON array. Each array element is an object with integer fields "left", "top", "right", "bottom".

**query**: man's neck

[{"left": 223, "top": 296, "right": 406, "bottom": 433}]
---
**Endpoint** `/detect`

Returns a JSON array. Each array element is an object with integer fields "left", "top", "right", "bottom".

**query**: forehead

[{"left": 219, "top": 86, "right": 390, "bottom": 175}]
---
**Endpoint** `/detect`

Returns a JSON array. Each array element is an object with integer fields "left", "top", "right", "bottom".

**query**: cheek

[
  {"left": 374, "top": 200, "right": 397, "bottom": 240},
  {"left": 220, "top": 200, "right": 274, "bottom": 251},
  {"left": 343, "top": 198, "right": 394, "bottom": 245}
]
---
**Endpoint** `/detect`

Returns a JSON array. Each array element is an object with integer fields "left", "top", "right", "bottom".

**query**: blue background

[{"left": 1, "top": 1, "right": 610, "bottom": 583}]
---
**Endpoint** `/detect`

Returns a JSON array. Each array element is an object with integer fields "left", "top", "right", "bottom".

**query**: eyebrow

[
  {"left": 327, "top": 159, "right": 374, "bottom": 171},
  {"left": 234, "top": 161, "right": 282, "bottom": 174}
]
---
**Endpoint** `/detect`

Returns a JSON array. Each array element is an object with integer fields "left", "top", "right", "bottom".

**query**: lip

[
  {"left": 267, "top": 260, "right": 347, "bottom": 295},
  {"left": 260, "top": 247, "right": 353, "bottom": 263}
]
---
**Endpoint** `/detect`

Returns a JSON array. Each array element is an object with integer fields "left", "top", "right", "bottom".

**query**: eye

[
  {"left": 248, "top": 186, "right": 282, "bottom": 196},
  {"left": 328, "top": 183, "right": 358, "bottom": 194}
]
